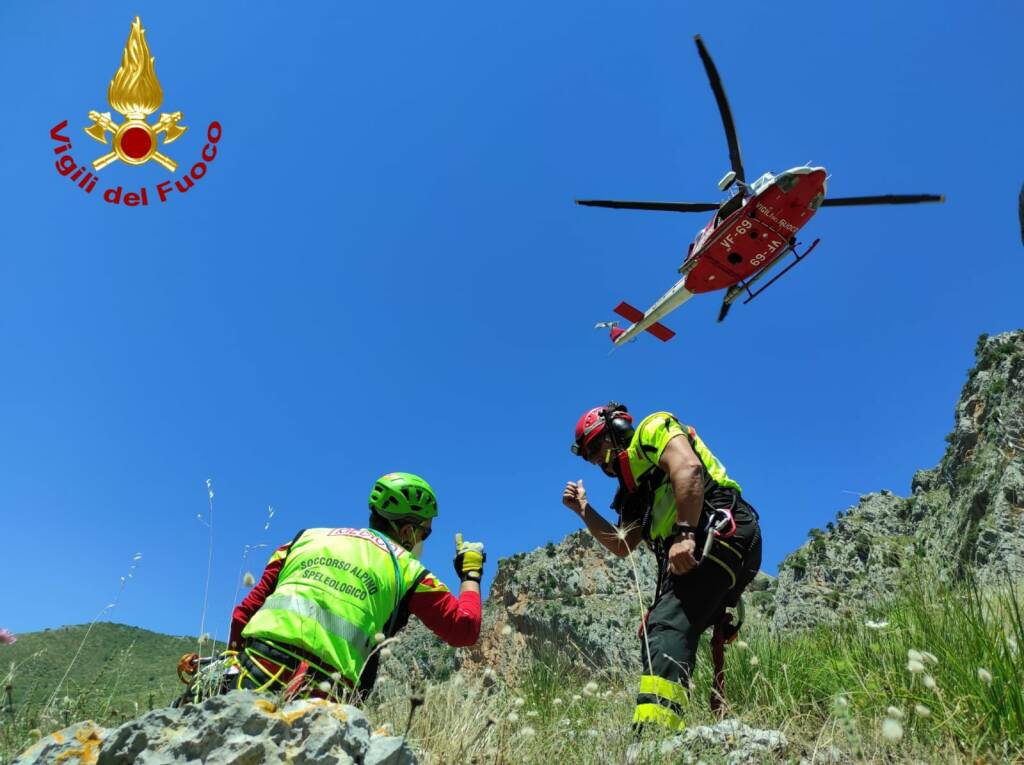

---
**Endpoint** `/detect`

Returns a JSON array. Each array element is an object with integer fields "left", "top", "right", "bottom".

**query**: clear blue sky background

[{"left": 1, "top": 2, "right": 1021, "bottom": 639}]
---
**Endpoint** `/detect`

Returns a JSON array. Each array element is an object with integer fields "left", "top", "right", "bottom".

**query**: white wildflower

[
  {"left": 318, "top": 681, "right": 331, "bottom": 693},
  {"left": 881, "top": 717, "right": 904, "bottom": 741},
  {"left": 198, "top": 632, "right": 210, "bottom": 645},
  {"left": 513, "top": 697, "right": 525, "bottom": 708},
  {"left": 834, "top": 695, "right": 849, "bottom": 709},
  {"left": 583, "top": 681, "right": 599, "bottom": 696},
  {"left": 243, "top": 572, "right": 256, "bottom": 587},
  {"left": 886, "top": 706, "right": 904, "bottom": 718},
  {"left": 914, "top": 703, "right": 931, "bottom": 717},
  {"left": 749, "top": 655, "right": 760, "bottom": 667},
  {"left": 374, "top": 632, "right": 386, "bottom": 644},
  {"left": 907, "top": 659, "right": 925, "bottom": 674},
  {"left": 520, "top": 726, "right": 536, "bottom": 738},
  {"left": 507, "top": 711, "right": 519, "bottom": 723},
  {"left": 380, "top": 647, "right": 392, "bottom": 660},
  {"left": 865, "top": 620, "right": 889, "bottom": 629},
  {"left": 921, "top": 651, "right": 938, "bottom": 665},
  {"left": 571, "top": 694, "right": 581, "bottom": 702},
  {"left": 330, "top": 671, "right": 341, "bottom": 681},
  {"left": 552, "top": 697, "right": 563, "bottom": 706},
  {"left": 977, "top": 667, "right": 993, "bottom": 685},
  {"left": 734, "top": 640, "right": 749, "bottom": 650},
  {"left": 907, "top": 649, "right": 924, "bottom": 663},
  {"left": 500, "top": 624, "right": 514, "bottom": 636},
  {"left": 922, "top": 674, "right": 937, "bottom": 691},
  {"left": 526, "top": 710, "right": 539, "bottom": 718}
]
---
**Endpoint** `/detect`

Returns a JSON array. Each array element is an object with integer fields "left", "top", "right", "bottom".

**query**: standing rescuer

[
  {"left": 230, "top": 472, "right": 485, "bottom": 700},
  {"left": 563, "top": 403, "right": 762, "bottom": 732}
]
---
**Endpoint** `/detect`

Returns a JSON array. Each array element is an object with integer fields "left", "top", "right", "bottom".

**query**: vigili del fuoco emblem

[
  {"left": 49, "top": 15, "right": 221, "bottom": 206},
  {"left": 84, "top": 16, "right": 186, "bottom": 171}
]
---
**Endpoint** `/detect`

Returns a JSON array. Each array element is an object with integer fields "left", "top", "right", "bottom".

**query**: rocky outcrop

[
  {"left": 771, "top": 330, "right": 1024, "bottom": 630},
  {"left": 380, "top": 530, "right": 774, "bottom": 686},
  {"left": 13, "top": 691, "right": 416, "bottom": 765}
]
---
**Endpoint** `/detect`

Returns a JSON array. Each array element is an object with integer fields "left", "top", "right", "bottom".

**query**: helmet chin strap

[{"left": 603, "top": 445, "right": 637, "bottom": 492}]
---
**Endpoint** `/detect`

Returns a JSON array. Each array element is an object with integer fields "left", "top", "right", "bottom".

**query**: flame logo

[
  {"left": 84, "top": 16, "right": 186, "bottom": 172},
  {"left": 108, "top": 17, "right": 163, "bottom": 119}
]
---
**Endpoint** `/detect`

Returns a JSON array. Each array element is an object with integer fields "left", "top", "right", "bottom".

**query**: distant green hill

[{"left": 0, "top": 621, "right": 223, "bottom": 760}]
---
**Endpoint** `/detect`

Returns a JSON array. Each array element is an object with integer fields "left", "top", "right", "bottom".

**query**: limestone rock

[
  {"left": 772, "top": 330, "right": 1024, "bottom": 631},
  {"left": 13, "top": 691, "right": 416, "bottom": 765},
  {"left": 627, "top": 718, "right": 788, "bottom": 764}
]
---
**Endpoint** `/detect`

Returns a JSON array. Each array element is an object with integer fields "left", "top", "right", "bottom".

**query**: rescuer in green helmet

[
  {"left": 565, "top": 403, "right": 763, "bottom": 734},
  {"left": 229, "top": 472, "right": 485, "bottom": 700}
]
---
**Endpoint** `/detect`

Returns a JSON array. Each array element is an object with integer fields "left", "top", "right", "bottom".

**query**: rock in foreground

[
  {"left": 14, "top": 691, "right": 416, "bottom": 765},
  {"left": 627, "top": 718, "right": 789, "bottom": 764}
]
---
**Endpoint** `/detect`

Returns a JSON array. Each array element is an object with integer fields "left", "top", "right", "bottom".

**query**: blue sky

[{"left": 1, "top": 1, "right": 1021, "bottom": 638}]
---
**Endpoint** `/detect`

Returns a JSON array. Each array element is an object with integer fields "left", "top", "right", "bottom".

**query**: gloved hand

[{"left": 453, "top": 532, "right": 486, "bottom": 582}]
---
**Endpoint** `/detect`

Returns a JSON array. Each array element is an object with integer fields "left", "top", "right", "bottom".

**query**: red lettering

[
  {"left": 207, "top": 121, "right": 222, "bottom": 143},
  {"left": 49, "top": 120, "right": 70, "bottom": 144},
  {"left": 156, "top": 181, "right": 173, "bottom": 203},
  {"left": 124, "top": 192, "right": 140, "bottom": 206},
  {"left": 104, "top": 186, "right": 123, "bottom": 204},
  {"left": 190, "top": 162, "right": 206, "bottom": 180},
  {"left": 202, "top": 143, "right": 217, "bottom": 162},
  {"left": 175, "top": 176, "right": 194, "bottom": 193},
  {"left": 56, "top": 155, "right": 76, "bottom": 176}
]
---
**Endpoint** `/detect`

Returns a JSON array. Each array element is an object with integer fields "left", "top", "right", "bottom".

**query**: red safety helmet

[{"left": 571, "top": 403, "right": 634, "bottom": 459}]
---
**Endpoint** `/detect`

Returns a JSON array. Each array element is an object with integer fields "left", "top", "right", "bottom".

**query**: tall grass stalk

[{"left": 196, "top": 479, "right": 216, "bottom": 658}]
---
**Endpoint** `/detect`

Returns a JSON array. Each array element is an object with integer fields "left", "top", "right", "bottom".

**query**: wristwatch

[{"left": 671, "top": 523, "right": 698, "bottom": 542}]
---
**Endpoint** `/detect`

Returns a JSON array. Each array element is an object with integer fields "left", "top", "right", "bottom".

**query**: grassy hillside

[{"left": 0, "top": 622, "right": 218, "bottom": 762}]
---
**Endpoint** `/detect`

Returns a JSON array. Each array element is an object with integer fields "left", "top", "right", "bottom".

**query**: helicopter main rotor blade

[
  {"left": 576, "top": 199, "right": 720, "bottom": 212},
  {"left": 694, "top": 35, "right": 744, "bottom": 185},
  {"left": 821, "top": 194, "right": 945, "bottom": 207}
]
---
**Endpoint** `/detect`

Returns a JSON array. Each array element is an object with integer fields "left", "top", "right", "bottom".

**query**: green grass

[
  {"left": 368, "top": 574, "right": 1024, "bottom": 764},
  {"left": 5, "top": 575, "right": 1023, "bottom": 763}
]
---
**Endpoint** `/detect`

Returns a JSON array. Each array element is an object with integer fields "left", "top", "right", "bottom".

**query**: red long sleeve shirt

[{"left": 230, "top": 540, "right": 481, "bottom": 651}]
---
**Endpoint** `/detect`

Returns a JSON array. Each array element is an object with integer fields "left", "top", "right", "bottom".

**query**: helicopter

[{"left": 578, "top": 35, "right": 944, "bottom": 346}]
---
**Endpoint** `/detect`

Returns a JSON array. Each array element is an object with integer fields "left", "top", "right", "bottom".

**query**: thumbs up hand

[{"left": 454, "top": 532, "right": 486, "bottom": 582}]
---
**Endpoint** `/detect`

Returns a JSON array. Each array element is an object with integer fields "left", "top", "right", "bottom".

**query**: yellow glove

[{"left": 454, "top": 532, "right": 486, "bottom": 582}]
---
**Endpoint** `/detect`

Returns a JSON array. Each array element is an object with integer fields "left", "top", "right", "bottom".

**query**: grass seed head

[
  {"left": 583, "top": 681, "right": 599, "bottom": 696},
  {"left": 914, "top": 703, "right": 931, "bottom": 717},
  {"left": 881, "top": 717, "right": 904, "bottom": 741},
  {"left": 886, "top": 706, "right": 904, "bottom": 718},
  {"left": 977, "top": 667, "right": 993, "bottom": 684},
  {"left": 922, "top": 674, "right": 937, "bottom": 691},
  {"left": 907, "top": 659, "right": 925, "bottom": 674}
]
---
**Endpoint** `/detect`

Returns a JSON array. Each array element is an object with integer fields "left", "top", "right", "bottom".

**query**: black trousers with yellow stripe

[{"left": 634, "top": 504, "right": 762, "bottom": 732}]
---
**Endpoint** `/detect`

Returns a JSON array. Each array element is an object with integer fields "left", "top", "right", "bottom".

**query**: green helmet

[{"left": 368, "top": 472, "right": 438, "bottom": 521}]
